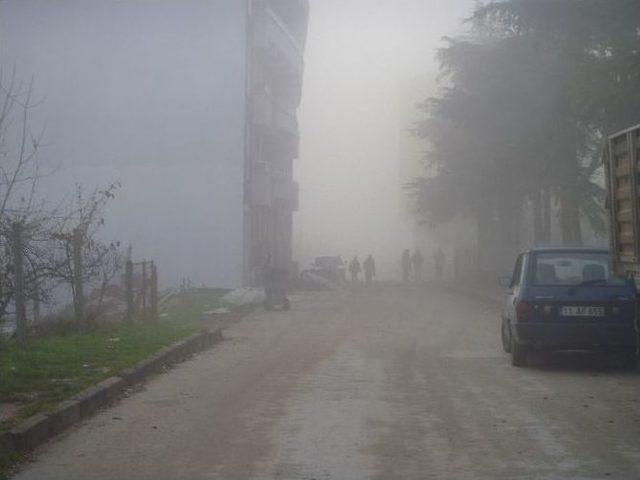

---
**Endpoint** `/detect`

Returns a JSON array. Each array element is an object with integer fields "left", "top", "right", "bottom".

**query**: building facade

[
  {"left": 245, "top": 0, "right": 309, "bottom": 284},
  {"left": 0, "top": 0, "right": 309, "bottom": 287}
]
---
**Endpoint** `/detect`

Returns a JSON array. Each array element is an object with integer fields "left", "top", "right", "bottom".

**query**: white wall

[{"left": 0, "top": 0, "right": 248, "bottom": 287}]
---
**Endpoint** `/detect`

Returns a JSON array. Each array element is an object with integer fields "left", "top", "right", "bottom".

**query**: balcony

[
  {"left": 273, "top": 106, "right": 298, "bottom": 136},
  {"left": 267, "top": 0, "right": 309, "bottom": 46},
  {"left": 250, "top": 167, "right": 272, "bottom": 207},
  {"left": 291, "top": 181, "right": 299, "bottom": 211},
  {"left": 253, "top": 6, "right": 304, "bottom": 77},
  {"left": 252, "top": 92, "right": 273, "bottom": 126},
  {"left": 252, "top": 94, "right": 298, "bottom": 138},
  {"left": 273, "top": 178, "right": 299, "bottom": 210}
]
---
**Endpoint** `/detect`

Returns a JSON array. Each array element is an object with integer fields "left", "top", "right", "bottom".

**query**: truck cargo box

[{"left": 604, "top": 124, "right": 640, "bottom": 277}]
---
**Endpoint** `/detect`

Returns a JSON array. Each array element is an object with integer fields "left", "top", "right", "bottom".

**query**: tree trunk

[
  {"left": 559, "top": 187, "right": 582, "bottom": 245},
  {"left": 72, "top": 228, "right": 86, "bottom": 327},
  {"left": 532, "top": 191, "right": 544, "bottom": 245},
  {"left": 542, "top": 187, "right": 552, "bottom": 244},
  {"left": 476, "top": 203, "right": 496, "bottom": 272},
  {"left": 497, "top": 195, "right": 521, "bottom": 270},
  {"left": 557, "top": 123, "right": 583, "bottom": 246}
]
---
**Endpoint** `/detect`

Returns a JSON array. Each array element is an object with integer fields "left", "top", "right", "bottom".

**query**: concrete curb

[{"left": 4, "top": 328, "right": 223, "bottom": 455}]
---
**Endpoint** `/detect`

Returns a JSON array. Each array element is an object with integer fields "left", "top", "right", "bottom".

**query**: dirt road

[{"left": 13, "top": 285, "right": 640, "bottom": 479}]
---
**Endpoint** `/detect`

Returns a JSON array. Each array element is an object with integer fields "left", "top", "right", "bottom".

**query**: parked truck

[{"left": 604, "top": 124, "right": 640, "bottom": 279}]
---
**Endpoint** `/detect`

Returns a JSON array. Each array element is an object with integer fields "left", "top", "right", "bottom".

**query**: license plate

[{"left": 561, "top": 306, "right": 605, "bottom": 317}]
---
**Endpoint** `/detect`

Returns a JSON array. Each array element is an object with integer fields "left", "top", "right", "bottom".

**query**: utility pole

[
  {"left": 150, "top": 262, "right": 158, "bottom": 322},
  {"left": 141, "top": 261, "right": 147, "bottom": 322},
  {"left": 125, "top": 260, "right": 134, "bottom": 322}
]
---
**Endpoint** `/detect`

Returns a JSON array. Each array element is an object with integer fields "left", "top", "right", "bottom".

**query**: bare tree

[
  {"left": 46, "top": 183, "right": 122, "bottom": 327},
  {"left": 0, "top": 68, "right": 47, "bottom": 324},
  {"left": 0, "top": 69, "right": 123, "bottom": 337}
]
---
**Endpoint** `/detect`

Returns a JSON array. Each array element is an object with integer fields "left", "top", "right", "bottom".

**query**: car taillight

[{"left": 516, "top": 301, "right": 532, "bottom": 321}]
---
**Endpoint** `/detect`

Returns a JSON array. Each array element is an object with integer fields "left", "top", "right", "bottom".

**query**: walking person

[
  {"left": 349, "top": 256, "right": 361, "bottom": 284},
  {"left": 401, "top": 249, "right": 412, "bottom": 282},
  {"left": 434, "top": 248, "right": 445, "bottom": 280},
  {"left": 363, "top": 254, "right": 376, "bottom": 287},
  {"left": 411, "top": 249, "right": 424, "bottom": 283}
]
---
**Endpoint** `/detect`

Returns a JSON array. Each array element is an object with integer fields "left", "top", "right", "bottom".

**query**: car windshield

[{"left": 533, "top": 252, "right": 626, "bottom": 286}]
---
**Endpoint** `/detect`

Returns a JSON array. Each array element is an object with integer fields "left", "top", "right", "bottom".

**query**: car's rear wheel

[
  {"left": 511, "top": 337, "right": 528, "bottom": 367},
  {"left": 501, "top": 318, "right": 511, "bottom": 353}
]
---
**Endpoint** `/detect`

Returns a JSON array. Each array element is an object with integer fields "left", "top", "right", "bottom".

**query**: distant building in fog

[{"left": 0, "top": 0, "right": 309, "bottom": 287}]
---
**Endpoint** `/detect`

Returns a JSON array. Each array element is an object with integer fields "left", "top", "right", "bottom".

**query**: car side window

[{"left": 511, "top": 255, "right": 524, "bottom": 288}]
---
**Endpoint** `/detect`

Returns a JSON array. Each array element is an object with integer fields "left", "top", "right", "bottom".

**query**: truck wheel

[
  {"left": 501, "top": 319, "right": 512, "bottom": 353},
  {"left": 511, "top": 338, "right": 528, "bottom": 367}
]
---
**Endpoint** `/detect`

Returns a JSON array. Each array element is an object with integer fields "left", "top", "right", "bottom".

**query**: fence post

[
  {"left": 72, "top": 228, "right": 85, "bottom": 326},
  {"left": 141, "top": 261, "right": 148, "bottom": 322},
  {"left": 150, "top": 262, "right": 158, "bottom": 322},
  {"left": 125, "top": 260, "right": 134, "bottom": 322},
  {"left": 33, "top": 297, "right": 40, "bottom": 325},
  {"left": 12, "top": 222, "right": 27, "bottom": 346},
  {"left": 32, "top": 277, "right": 40, "bottom": 325}
]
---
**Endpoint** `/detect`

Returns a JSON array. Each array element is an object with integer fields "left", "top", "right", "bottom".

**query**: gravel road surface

[{"left": 13, "top": 285, "right": 640, "bottom": 479}]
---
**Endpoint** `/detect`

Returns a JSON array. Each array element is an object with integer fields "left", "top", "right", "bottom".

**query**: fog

[
  {"left": 3, "top": 3, "right": 640, "bottom": 476},
  {"left": 297, "top": 0, "right": 474, "bottom": 275},
  {"left": 0, "top": 0, "right": 474, "bottom": 287}
]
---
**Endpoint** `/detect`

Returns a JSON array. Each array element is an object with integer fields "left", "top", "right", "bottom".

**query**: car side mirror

[{"left": 498, "top": 276, "right": 512, "bottom": 288}]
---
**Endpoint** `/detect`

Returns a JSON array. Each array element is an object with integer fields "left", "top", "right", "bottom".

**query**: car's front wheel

[
  {"left": 511, "top": 337, "right": 528, "bottom": 367},
  {"left": 501, "top": 318, "right": 512, "bottom": 353}
]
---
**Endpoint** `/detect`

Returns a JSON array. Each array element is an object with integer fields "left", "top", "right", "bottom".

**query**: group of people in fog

[
  {"left": 402, "top": 248, "right": 445, "bottom": 283},
  {"left": 401, "top": 249, "right": 424, "bottom": 283},
  {"left": 346, "top": 247, "right": 445, "bottom": 286},
  {"left": 348, "top": 254, "right": 376, "bottom": 286}
]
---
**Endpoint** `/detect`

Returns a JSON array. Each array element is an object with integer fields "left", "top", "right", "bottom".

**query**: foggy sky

[
  {"left": 0, "top": 0, "right": 477, "bottom": 286},
  {"left": 296, "top": 0, "right": 474, "bottom": 274}
]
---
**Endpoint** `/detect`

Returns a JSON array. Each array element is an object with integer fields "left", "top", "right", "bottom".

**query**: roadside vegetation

[
  {"left": 412, "top": 0, "right": 640, "bottom": 268},
  {"left": 0, "top": 322, "right": 196, "bottom": 430},
  {"left": 0, "top": 288, "right": 227, "bottom": 432},
  {"left": 0, "top": 71, "right": 234, "bottom": 477},
  {"left": 159, "top": 288, "right": 229, "bottom": 327},
  {"left": 0, "top": 288, "right": 227, "bottom": 478}
]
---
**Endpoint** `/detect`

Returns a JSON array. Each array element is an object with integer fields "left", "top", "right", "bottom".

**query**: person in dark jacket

[
  {"left": 401, "top": 249, "right": 412, "bottom": 282},
  {"left": 411, "top": 249, "right": 424, "bottom": 283},
  {"left": 363, "top": 254, "right": 376, "bottom": 286},
  {"left": 434, "top": 248, "right": 445, "bottom": 280},
  {"left": 349, "top": 256, "right": 361, "bottom": 283}
]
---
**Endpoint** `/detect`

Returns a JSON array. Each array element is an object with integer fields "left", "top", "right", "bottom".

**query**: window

[
  {"left": 533, "top": 251, "right": 624, "bottom": 286},
  {"left": 511, "top": 254, "right": 523, "bottom": 288}
]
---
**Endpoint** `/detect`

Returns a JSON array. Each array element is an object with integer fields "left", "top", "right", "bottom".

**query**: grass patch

[
  {"left": 0, "top": 288, "right": 228, "bottom": 477},
  {"left": 0, "top": 321, "right": 197, "bottom": 431},
  {"left": 159, "top": 288, "right": 228, "bottom": 326},
  {"left": 0, "top": 289, "right": 227, "bottom": 430},
  {"left": 0, "top": 451, "right": 23, "bottom": 480}
]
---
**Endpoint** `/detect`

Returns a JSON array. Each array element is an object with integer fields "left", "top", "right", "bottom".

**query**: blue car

[{"left": 500, "top": 247, "right": 638, "bottom": 367}]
